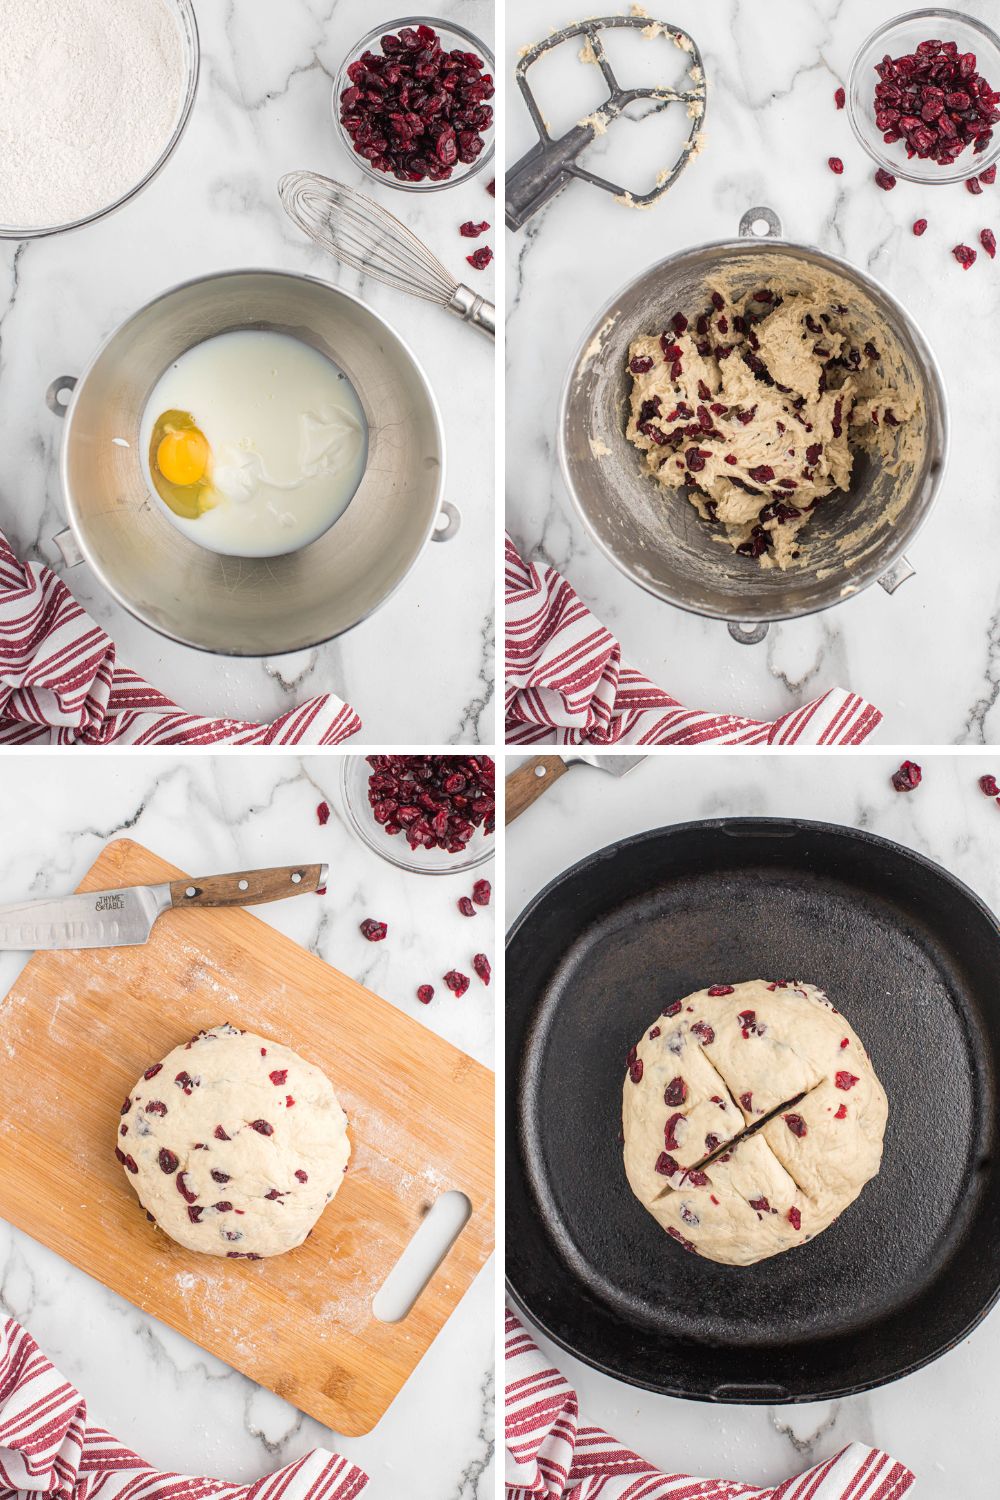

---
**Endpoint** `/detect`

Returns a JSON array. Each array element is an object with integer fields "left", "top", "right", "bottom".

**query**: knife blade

[
  {"left": 505, "top": 754, "right": 646, "bottom": 824},
  {"left": 0, "top": 863, "right": 329, "bottom": 952}
]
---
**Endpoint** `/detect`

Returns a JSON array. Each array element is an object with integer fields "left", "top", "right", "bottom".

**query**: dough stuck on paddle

[
  {"left": 622, "top": 980, "right": 887, "bottom": 1265},
  {"left": 117, "top": 1023, "right": 350, "bottom": 1259}
]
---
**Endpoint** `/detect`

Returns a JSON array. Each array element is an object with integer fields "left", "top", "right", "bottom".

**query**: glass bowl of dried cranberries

[
  {"left": 847, "top": 10, "right": 1000, "bottom": 184},
  {"left": 334, "top": 17, "right": 496, "bottom": 192},
  {"left": 341, "top": 754, "right": 495, "bottom": 875}
]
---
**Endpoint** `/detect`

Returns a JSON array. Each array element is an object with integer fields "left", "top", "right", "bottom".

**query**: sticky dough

[
  {"left": 626, "top": 285, "right": 919, "bottom": 568},
  {"left": 118, "top": 1023, "right": 350, "bottom": 1258},
  {"left": 622, "top": 981, "right": 887, "bottom": 1265}
]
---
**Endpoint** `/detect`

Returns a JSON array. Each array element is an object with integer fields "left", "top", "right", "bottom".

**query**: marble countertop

[
  {"left": 0, "top": 0, "right": 495, "bottom": 745},
  {"left": 506, "top": 0, "right": 1000, "bottom": 745},
  {"left": 0, "top": 754, "right": 494, "bottom": 1499},
  {"left": 506, "top": 750, "right": 1000, "bottom": 1498}
]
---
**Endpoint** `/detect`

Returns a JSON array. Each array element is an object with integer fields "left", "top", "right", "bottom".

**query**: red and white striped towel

[
  {"left": 0, "top": 529, "right": 362, "bottom": 745},
  {"left": 505, "top": 1310, "right": 914, "bottom": 1500},
  {"left": 505, "top": 536, "right": 882, "bottom": 746},
  {"left": 0, "top": 1316, "right": 367, "bottom": 1500}
]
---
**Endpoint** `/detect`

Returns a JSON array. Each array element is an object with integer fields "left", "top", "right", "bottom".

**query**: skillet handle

[{"left": 506, "top": 757, "right": 568, "bottom": 824}]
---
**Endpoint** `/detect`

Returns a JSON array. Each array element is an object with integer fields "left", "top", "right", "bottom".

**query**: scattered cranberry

[
  {"left": 467, "top": 246, "right": 493, "bottom": 270},
  {"left": 968, "top": 176, "right": 985, "bottom": 194},
  {"left": 366, "top": 754, "right": 494, "bottom": 854},
  {"left": 749, "top": 1196, "right": 772, "bottom": 1214},
  {"left": 953, "top": 243, "right": 978, "bottom": 268},
  {"left": 979, "top": 774, "right": 999, "bottom": 795},
  {"left": 144, "top": 1063, "right": 163, "bottom": 1081},
  {"left": 913, "top": 217, "right": 928, "bottom": 235},
  {"left": 834, "top": 85, "right": 846, "bottom": 110},
  {"left": 707, "top": 985, "right": 734, "bottom": 997},
  {"left": 317, "top": 801, "right": 330, "bottom": 825},
  {"left": 460, "top": 220, "right": 490, "bottom": 237},
  {"left": 873, "top": 40, "right": 1000, "bottom": 167},
  {"left": 891, "top": 760, "right": 922, "bottom": 791},
  {"left": 982, "top": 165, "right": 998, "bottom": 183},
  {"left": 458, "top": 896, "right": 476, "bottom": 917},
  {"left": 360, "top": 918, "right": 388, "bottom": 941},
  {"left": 663, "top": 1076, "right": 688, "bottom": 1107},
  {"left": 784, "top": 1113, "right": 807, "bottom": 1138},
  {"left": 295, "top": 1169, "right": 309, "bottom": 1183},
  {"left": 472, "top": 953, "right": 491, "bottom": 986},
  {"left": 835, "top": 1071, "right": 860, "bottom": 1091},
  {"left": 828, "top": 156, "right": 845, "bottom": 174},
  {"left": 268, "top": 1070, "right": 288, "bottom": 1086},
  {"left": 417, "top": 984, "right": 435, "bottom": 1004},
  {"left": 487, "top": 178, "right": 495, "bottom": 196},
  {"left": 250, "top": 1119, "right": 274, "bottom": 1135},
  {"left": 691, "top": 1020, "right": 715, "bottom": 1044},
  {"left": 982, "top": 227, "right": 997, "bottom": 258},
  {"left": 339, "top": 24, "right": 493, "bottom": 184},
  {"left": 444, "top": 969, "right": 470, "bottom": 998},
  {"left": 472, "top": 879, "right": 491, "bottom": 906},
  {"left": 788, "top": 1206, "right": 802, "bottom": 1230},
  {"left": 835, "top": 1104, "right": 848, "bottom": 1119},
  {"left": 214, "top": 1125, "right": 231, "bottom": 1141},
  {"left": 874, "top": 167, "right": 897, "bottom": 190}
]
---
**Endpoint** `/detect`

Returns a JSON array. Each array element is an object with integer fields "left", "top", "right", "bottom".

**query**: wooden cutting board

[{"left": 0, "top": 839, "right": 494, "bottom": 1436}]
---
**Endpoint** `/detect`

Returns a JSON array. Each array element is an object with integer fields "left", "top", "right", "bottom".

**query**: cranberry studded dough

[
  {"left": 117, "top": 1024, "right": 350, "bottom": 1259},
  {"left": 622, "top": 981, "right": 887, "bottom": 1265}
]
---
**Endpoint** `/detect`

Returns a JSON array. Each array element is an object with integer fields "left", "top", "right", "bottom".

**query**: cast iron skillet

[{"left": 506, "top": 818, "right": 1000, "bottom": 1403}]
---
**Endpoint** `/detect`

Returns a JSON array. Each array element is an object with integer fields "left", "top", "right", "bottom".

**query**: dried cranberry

[
  {"left": 188, "top": 1206, "right": 204, "bottom": 1223},
  {"left": 214, "top": 1125, "right": 231, "bottom": 1141},
  {"left": 417, "top": 984, "right": 435, "bottom": 1004},
  {"left": 982, "top": 227, "right": 997, "bottom": 258},
  {"left": 176, "top": 1172, "right": 197, "bottom": 1203},
  {"left": 740, "top": 1091, "right": 754, "bottom": 1113},
  {"left": 684, "top": 1170, "right": 709, "bottom": 1189},
  {"left": 459, "top": 220, "right": 490, "bottom": 237},
  {"left": 891, "top": 760, "right": 922, "bottom": 791},
  {"left": 295, "top": 1169, "right": 309, "bottom": 1183},
  {"left": 707, "top": 984, "right": 734, "bottom": 997},
  {"left": 663, "top": 1113, "right": 684, "bottom": 1151},
  {"left": 875, "top": 167, "right": 897, "bottom": 190},
  {"left": 472, "top": 879, "right": 491, "bottom": 906},
  {"left": 834, "top": 1104, "right": 848, "bottom": 1119},
  {"left": 458, "top": 896, "right": 476, "bottom": 917},
  {"left": 174, "top": 1071, "right": 197, "bottom": 1095},
  {"left": 665, "top": 1225, "right": 698, "bottom": 1253},
  {"left": 953, "top": 244, "right": 977, "bottom": 268},
  {"left": 663, "top": 1076, "right": 688, "bottom": 1107},
  {"left": 788, "top": 1206, "right": 802, "bottom": 1230},
  {"left": 146, "top": 1100, "right": 167, "bottom": 1116},
  {"left": 158, "top": 1148, "right": 179, "bottom": 1174},
  {"left": 473, "top": 953, "right": 491, "bottom": 985},
  {"left": 655, "top": 1152, "right": 678, "bottom": 1176},
  {"left": 738, "top": 1010, "right": 764, "bottom": 1038},
  {"left": 466, "top": 246, "right": 493, "bottom": 271},
  {"left": 835, "top": 1071, "right": 859, "bottom": 1090},
  {"left": 444, "top": 969, "right": 470, "bottom": 997},
  {"left": 211, "top": 1169, "right": 231, "bottom": 1184},
  {"left": 834, "top": 86, "right": 846, "bottom": 110},
  {"left": 144, "top": 1063, "right": 163, "bottom": 1080},
  {"left": 968, "top": 176, "right": 985, "bottom": 194},
  {"left": 269, "top": 1070, "right": 288, "bottom": 1086},
  {"left": 873, "top": 41, "right": 1000, "bottom": 167},
  {"left": 828, "top": 156, "right": 844, "bottom": 174},
  {"left": 626, "top": 1045, "right": 642, "bottom": 1084},
  {"left": 317, "top": 801, "right": 330, "bottom": 825},
  {"left": 214, "top": 1201, "right": 234, "bottom": 1213},
  {"left": 749, "top": 1196, "right": 772, "bottom": 1214},
  {"left": 360, "top": 918, "right": 388, "bottom": 941},
  {"left": 250, "top": 1119, "right": 274, "bottom": 1135},
  {"left": 691, "top": 1020, "right": 715, "bottom": 1044},
  {"left": 982, "top": 166, "right": 998, "bottom": 184},
  {"left": 784, "top": 1114, "right": 807, "bottom": 1138},
  {"left": 365, "top": 755, "right": 494, "bottom": 855},
  {"left": 913, "top": 218, "right": 928, "bottom": 235},
  {"left": 979, "top": 774, "right": 999, "bottom": 796},
  {"left": 629, "top": 355, "right": 654, "bottom": 375},
  {"left": 663, "top": 1000, "right": 682, "bottom": 1017}
]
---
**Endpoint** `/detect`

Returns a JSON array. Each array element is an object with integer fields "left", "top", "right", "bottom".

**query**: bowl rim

[
  {"left": 332, "top": 13, "right": 496, "bottom": 193},
  {"left": 846, "top": 7, "right": 1000, "bottom": 184},
  {"left": 340, "top": 756, "right": 495, "bottom": 875},
  {"left": 0, "top": 0, "right": 201, "bottom": 240},
  {"left": 57, "top": 266, "right": 447, "bottom": 658},
  {"left": 556, "top": 232, "right": 951, "bottom": 626}
]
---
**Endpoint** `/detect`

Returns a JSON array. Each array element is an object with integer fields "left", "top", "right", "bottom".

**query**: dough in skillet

[
  {"left": 622, "top": 980, "right": 887, "bottom": 1265},
  {"left": 117, "top": 1023, "right": 350, "bottom": 1258}
]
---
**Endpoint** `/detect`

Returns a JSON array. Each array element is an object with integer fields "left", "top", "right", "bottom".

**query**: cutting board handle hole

[{"left": 372, "top": 1190, "right": 471, "bottom": 1324}]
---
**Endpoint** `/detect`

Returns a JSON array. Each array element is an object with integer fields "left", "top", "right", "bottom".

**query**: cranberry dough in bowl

[{"left": 559, "top": 207, "right": 948, "bottom": 638}]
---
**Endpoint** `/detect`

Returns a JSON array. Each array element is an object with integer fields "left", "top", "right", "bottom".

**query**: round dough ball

[
  {"left": 622, "top": 980, "right": 887, "bottom": 1265},
  {"left": 117, "top": 1023, "right": 350, "bottom": 1259}
]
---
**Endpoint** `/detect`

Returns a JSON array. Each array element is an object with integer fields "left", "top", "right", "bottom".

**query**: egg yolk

[{"left": 157, "top": 427, "right": 210, "bottom": 487}]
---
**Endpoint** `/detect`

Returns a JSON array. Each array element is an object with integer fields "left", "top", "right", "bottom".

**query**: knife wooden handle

[
  {"left": 505, "top": 757, "right": 568, "bottom": 824},
  {"left": 169, "top": 865, "right": 328, "bottom": 908}
]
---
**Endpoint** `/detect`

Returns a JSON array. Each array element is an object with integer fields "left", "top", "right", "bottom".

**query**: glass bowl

[
  {"left": 340, "top": 757, "right": 495, "bottom": 876},
  {"left": 332, "top": 15, "right": 495, "bottom": 193},
  {"left": 847, "top": 9, "right": 1000, "bottom": 184},
  {"left": 0, "top": 0, "right": 200, "bottom": 240}
]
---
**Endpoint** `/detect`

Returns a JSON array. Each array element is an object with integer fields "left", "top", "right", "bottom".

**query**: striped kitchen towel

[
  {"left": 0, "top": 1316, "right": 368, "bottom": 1500},
  {"left": 0, "top": 529, "right": 362, "bottom": 745},
  {"left": 505, "top": 535, "right": 882, "bottom": 746},
  {"left": 505, "top": 1310, "right": 915, "bottom": 1500}
]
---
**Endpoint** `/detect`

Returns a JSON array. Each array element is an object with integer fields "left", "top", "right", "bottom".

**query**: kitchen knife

[
  {"left": 505, "top": 755, "right": 645, "bottom": 824},
  {"left": 0, "top": 864, "right": 328, "bottom": 952}
]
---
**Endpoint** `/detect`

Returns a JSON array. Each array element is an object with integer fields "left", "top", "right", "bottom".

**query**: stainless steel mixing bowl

[
  {"left": 49, "top": 270, "right": 448, "bottom": 655},
  {"left": 559, "top": 208, "right": 948, "bottom": 640}
]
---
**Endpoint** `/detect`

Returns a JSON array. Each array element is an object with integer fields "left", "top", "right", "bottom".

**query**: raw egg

[{"left": 139, "top": 330, "right": 368, "bottom": 557}]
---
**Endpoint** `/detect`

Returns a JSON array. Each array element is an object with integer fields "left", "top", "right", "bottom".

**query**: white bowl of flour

[{"left": 0, "top": 0, "right": 198, "bottom": 237}]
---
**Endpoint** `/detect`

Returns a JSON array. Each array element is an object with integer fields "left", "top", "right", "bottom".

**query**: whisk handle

[{"left": 447, "top": 285, "right": 496, "bottom": 340}]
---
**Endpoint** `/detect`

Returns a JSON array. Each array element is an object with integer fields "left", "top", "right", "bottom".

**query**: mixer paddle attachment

[
  {"left": 279, "top": 171, "right": 495, "bottom": 341},
  {"left": 507, "top": 15, "right": 707, "bottom": 231}
]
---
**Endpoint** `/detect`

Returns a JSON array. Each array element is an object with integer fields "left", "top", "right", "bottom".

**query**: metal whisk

[{"left": 279, "top": 171, "right": 495, "bottom": 341}]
